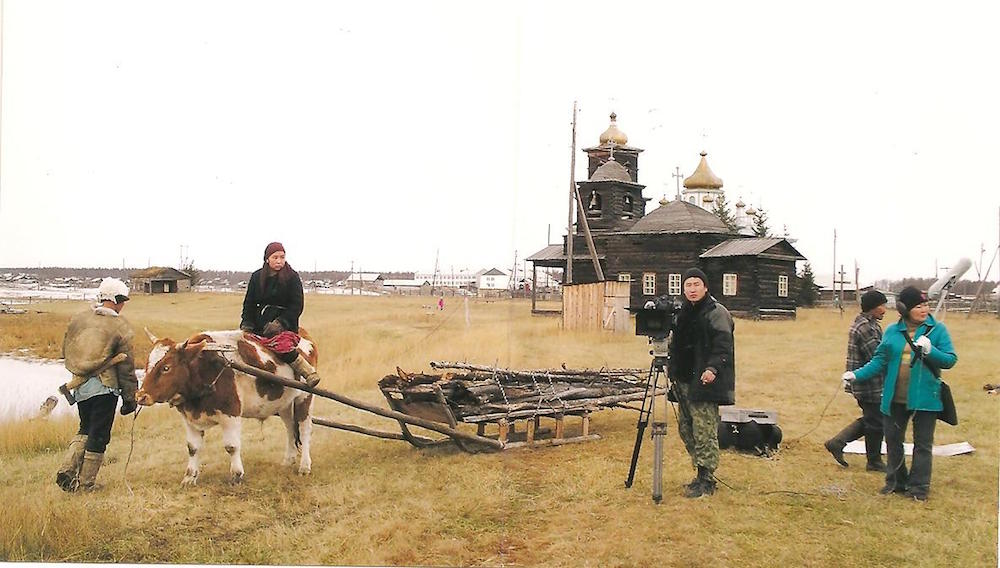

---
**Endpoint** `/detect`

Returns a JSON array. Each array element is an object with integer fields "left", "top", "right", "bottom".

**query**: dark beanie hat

[
  {"left": 897, "top": 286, "right": 928, "bottom": 315},
  {"left": 682, "top": 267, "right": 708, "bottom": 287},
  {"left": 263, "top": 242, "right": 285, "bottom": 260},
  {"left": 860, "top": 290, "right": 887, "bottom": 312}
]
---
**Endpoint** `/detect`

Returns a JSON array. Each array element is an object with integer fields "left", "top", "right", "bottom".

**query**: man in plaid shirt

[{"left": 824, "top": 290, "right": 888, "bottom": 471}]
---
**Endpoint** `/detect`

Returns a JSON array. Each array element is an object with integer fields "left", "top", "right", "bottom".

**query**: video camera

[
  {"left": 633, "top": 295, "right": 679, "bottom": 363},
  {"left": 634, "top": 295, "right": 679, "bottom": 339}
]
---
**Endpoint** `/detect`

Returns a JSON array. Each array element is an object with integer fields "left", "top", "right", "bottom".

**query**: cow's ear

[{"left": 182, "top": 340, "right": 208, "bottom": 360}]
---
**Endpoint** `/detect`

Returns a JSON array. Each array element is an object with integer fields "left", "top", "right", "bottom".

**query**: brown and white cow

[{"left": 137, "top": 330, "right": 315, "bottom": 485}]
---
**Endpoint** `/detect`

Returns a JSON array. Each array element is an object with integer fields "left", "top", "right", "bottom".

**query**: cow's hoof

[
  {"left": 297, "top": 466, "right": 312, "bottom": 476},
  {"left": 181, "top": 475, "right": 198, "bottom": 487},
  {"left": 230, "top": 472, "right": 244, "bottom": 485}
]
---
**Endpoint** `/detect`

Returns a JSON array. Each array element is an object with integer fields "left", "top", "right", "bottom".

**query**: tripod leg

[
  {"left": 626, "top": 364, "right": 658, "bottom": 489},
  {"left": 651, "top": 369, "right": 666, "bottom": 503}
]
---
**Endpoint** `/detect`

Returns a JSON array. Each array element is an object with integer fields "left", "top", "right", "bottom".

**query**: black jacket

[
  {"left": 240, "top": 267, "right": 304, "bottom": 334},
  {"left": 667, "top": 295, "right": 736, "bottom": 405}
]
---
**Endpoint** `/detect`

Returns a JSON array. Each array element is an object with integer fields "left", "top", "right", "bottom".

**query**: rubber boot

[
  {"left": 77, "top": 451, "right": 105, "bottom": 492},
  {"left": 56, "top": 434, "right": 88, "bottom": 492},
  {"left": 289, "top": 355, "right": 321, "bottom": 388},
  {"left": 823, "top": 438, "right": 849, "bottom": 467},
  {"left": 865, "top": 433, "right": 886, "bottom": 472}
]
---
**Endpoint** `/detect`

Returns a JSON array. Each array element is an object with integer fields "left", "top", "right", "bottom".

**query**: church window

[
  {"left": 618, "top": 273, "right": 631, "bottom": 282},
  {"left": 668, "top": 273, "right": 681, "bottom": 296},
  {"left": 723, "top": 273, "right": 738, "bottom": 296},
  {"left": 643, "top": 272, "right": 656, "bottom": 295},
  {"left": 623, "top": 195, "right": 633, "bottom": 212},
  {"left": 588, "top": 192, "right": 602, "bottom": 212},
  {"left": 688, "top": 196, "right": 696, "bottom": 204},
  {"left": 778, "top": 275, "right": 789, "bottom": 297}
]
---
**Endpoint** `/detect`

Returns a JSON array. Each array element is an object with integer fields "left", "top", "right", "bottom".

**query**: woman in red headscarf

[{"left": 240, "top": 242, "right": 320, "bottom": 386}]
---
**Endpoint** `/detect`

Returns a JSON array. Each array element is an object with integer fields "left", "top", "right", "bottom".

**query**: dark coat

[
  {"left": 240, "top": 267, "right": 304, "bottom": 334},
  {"left": 667, "top": 295, "right": 736, "bottom": 405}
]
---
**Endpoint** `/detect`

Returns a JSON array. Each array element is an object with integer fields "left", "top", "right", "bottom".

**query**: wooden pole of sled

[
  {"left": 225, "top": 359, "right": 504, "bottom": 450},
  {"left": 311, "top": 417, "right": 442, "bottom": 445}
]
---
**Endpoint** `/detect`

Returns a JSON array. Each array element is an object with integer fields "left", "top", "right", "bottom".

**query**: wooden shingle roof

[
  {"left": 700, "top": 238, "right": 806, "bottom": 260},
  {"left": 624, "top": 199, "right": 730, "bottom": 234}
]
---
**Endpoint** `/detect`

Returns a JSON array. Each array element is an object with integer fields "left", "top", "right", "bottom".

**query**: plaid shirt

[{"left": 846, "top": 312, "right": 884, "bottom": 403}]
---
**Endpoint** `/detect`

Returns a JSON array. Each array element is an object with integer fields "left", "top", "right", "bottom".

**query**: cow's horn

[{"left": 144, "top": 327, "right": 159, "bottom": 343}]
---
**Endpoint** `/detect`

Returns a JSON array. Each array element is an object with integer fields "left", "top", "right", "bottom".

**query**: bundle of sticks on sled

[{"left": 378, "top": 361, "right": 650, "bottom": 422}]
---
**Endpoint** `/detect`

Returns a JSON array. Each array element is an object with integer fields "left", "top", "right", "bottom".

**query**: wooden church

[{"left": 528, "top": 113, "right": 807, "bottom": 320}]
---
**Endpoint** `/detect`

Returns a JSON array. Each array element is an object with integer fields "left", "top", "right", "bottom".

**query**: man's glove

[
  {"left": 841, "top": 371, "right": 856, "bottom": 390},
  {"left": 120, "top": 398, "right": 137, "bottom": 415},
  {"left": 261, "top": 320, "right": 285, "bottom": 337},
  {"left": 915, "top": 335, "right": 932, "bottom": 355}
]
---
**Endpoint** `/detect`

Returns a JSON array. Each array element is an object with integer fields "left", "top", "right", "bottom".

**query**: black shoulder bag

[{"left": 901, "top": 329, "right": 957, "bottom": 426}]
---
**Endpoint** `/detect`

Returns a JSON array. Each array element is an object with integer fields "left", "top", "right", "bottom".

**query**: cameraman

[{"left": 667, "top": 268, "right": 735, "bottom": 498}]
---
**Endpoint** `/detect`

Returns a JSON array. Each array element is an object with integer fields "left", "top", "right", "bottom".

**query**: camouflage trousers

[{"left": 672, "top": 381, "right": 720, "bottom": 472}]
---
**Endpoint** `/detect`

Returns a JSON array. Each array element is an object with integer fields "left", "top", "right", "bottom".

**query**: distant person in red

[
  {"left": 438, "top": 297, "right": 444, "bottom": 311},
  {"left": 240, "top": 242, "right": 321, "bottom": 387}
]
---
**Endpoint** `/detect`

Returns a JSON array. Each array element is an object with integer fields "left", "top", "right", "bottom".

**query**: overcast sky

[{"left": 1, "top": 1, "right": 998, "bottom": 283}]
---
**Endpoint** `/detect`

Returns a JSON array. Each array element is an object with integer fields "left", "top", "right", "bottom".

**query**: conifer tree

[
  {"left": 711, "top": 194, "right": 739, "bottom": 233},
  {"left": 797, "top": 262, "right": 818, "bottom": 306},
  {"left": 752, "top": 207, "right": 772, "bottom": 237}
]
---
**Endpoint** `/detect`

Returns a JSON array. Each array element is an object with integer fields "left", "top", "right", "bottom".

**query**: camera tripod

[{"left": 625, "top": 341, "right": 671, "bottom": 503}]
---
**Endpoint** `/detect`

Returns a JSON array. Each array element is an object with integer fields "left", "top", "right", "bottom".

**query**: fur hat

[
  {"left": 860, "top": 290, "right": 887, "bottom": 312},
  {"left": 263, "top": 242, "right": 285, "bottom": 260}
]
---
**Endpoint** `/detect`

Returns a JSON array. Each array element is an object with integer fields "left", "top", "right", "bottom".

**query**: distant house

[
  {"left": 815, "top": 274, "right": 875, "bottom": 305},
  {"left": 383, "top": 279, "right": 432, "bottom": 295},
  {"left": 476, "top": 268, "right": 509, "bottom": 297},
  {"left": 340, "top": 272, "right": 384, "bottom": 292},
  {"left": 414, "top": 270, "right": 477, "bottom": 290},
  {"left": 130, "top": 267, "right": 192, "bottom": 294}
]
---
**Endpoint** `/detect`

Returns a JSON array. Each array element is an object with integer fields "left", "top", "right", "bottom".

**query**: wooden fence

[{"left": 562, "top": 281, "right": 631, "bottom": 333}]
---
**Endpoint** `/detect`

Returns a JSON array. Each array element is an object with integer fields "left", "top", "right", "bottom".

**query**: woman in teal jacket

[{"left": 847, "top": 287, "right": 957, "bottom": 501}]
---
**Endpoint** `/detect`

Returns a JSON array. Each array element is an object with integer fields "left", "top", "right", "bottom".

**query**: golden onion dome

[
  {"left": 735, "top": 198, "right": 746, "bottom": 208},
  {"left": 599, "top": 112, "right": 628, "bottom": 146},
  {"left": 683, "top": 152, "right": 723, "bottom": 190},
  {"left": 746, "top": 206, "right": 757, "bottom": 216},
  {"left": 659, "top": 196, "right": 669, "bottom": 206}
]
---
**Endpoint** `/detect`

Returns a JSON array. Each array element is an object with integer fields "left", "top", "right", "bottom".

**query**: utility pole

[
  {"left": 832, "top": 229, "right": 837, "bottom": 315},
  {"left": 833, "top": 263, "right": 849, "bottom": 318},
  {"left": 854, "top": 260, "right": 861, "bottom": 309},
  {"left": 431, "top": 249, "right": 440, "bottom": 296},
  {"left": 566, "top": 101, "right": 577, "bottom": 285}
]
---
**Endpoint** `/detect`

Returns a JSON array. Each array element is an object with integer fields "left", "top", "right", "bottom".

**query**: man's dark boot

[
  {"left": 824, "top": 439, "right": 849, "bottom": 468},
  {"left": 684, "top": 466, "right": 716, "bottom": 498}
]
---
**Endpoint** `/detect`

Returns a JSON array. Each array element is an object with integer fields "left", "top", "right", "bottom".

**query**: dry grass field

[{"left": 1, "top": 293, "right": 997, "bottom": 566}]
